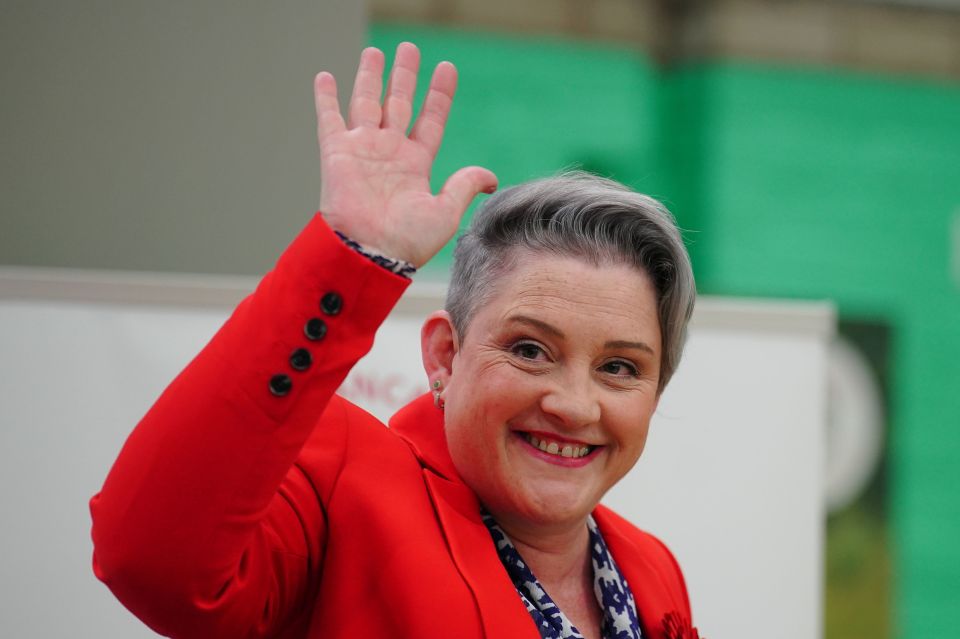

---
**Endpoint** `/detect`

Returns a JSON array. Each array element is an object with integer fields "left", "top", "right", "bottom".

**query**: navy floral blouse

[{"left": 482, "top": 512, "right": 643, "bottom": 639}]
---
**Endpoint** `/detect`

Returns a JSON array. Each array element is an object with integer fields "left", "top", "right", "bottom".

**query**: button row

[{"left": 268, "top": 291, "right": 342, "bottom": 397}]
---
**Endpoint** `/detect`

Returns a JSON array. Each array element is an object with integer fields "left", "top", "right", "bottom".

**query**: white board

[{"left": 0, "top": 269, "right": 833, "bottom": 639}]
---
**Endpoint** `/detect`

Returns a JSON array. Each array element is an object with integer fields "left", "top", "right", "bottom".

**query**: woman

[{"left": 90, "top": 43, "right": 699, "bottom": 639}]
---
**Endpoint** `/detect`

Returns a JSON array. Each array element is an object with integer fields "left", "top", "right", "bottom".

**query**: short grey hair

[{"left": 446, "top": 172, "right": 696, "bottom": 392}]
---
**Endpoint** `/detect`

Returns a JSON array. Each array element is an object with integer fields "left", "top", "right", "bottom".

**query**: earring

[{"left": 432, "top": 379, "right": 445, "bottom": 410}]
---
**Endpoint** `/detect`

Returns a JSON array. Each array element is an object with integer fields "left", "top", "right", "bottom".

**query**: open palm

[{"left": 315, "top": 43, "right": 497, "bottom": 267}]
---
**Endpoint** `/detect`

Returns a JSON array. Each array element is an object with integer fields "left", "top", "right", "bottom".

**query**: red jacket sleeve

[{"left": 89, "top": 214, "right": 410, "bottom": 638}]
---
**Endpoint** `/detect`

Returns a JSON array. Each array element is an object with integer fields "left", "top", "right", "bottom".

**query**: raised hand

[{"left": 315, "top": 43, "right": 498, "bottom": 267}]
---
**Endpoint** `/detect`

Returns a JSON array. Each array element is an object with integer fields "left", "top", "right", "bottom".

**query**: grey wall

[{"left": 1, "top": 1, "right": 366, "bottom": 275}]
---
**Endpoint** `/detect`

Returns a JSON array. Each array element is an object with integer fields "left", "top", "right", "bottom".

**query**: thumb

[{"left": 439, "top": 166, "right": 498, "bottom": 218}]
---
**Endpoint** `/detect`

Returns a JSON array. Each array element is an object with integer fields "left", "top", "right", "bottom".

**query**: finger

[
  {"left": 382, "top": 42, "right": 420, "bottom": 132},
  {"left": 314, "top": 72, "right": 346, "bottom": 144},
  {"left": 348, "top": 47, "right": 385, "bottom": 129},
  {"left": 438, "top": 166, "right": 498, "bottom": 218},
  {"left": 409, "top": 61, "right": 457, "bottom": 158}
]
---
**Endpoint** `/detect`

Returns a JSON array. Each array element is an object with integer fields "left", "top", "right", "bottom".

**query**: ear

[{"left": 421, "top": 310, "right": 458, "bottom": 387}]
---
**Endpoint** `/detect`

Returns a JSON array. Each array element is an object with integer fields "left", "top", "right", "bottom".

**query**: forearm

[{"left": 90, "top": 213, "right": 409, "bottom": 637}]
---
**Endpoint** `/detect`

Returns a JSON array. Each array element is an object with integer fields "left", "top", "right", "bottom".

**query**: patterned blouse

[{"left": 482, "top": 512, "right": 643, "bottom": 639}]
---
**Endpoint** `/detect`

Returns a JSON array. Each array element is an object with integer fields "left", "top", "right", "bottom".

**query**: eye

[
  {"left": 510, "top": 340, "right": 548, "bottom": 361},
  {"left": 599, "top": 359, "right": 640, "bottom": 378}
]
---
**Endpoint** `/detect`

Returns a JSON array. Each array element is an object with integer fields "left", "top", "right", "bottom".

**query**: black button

[
  {"left": 320, "top": 292, "right": 343, "bottom": 316},
  {"left": 304, "top": 318, "right": 327, "bottom": 341},
  {"left": 289, "top": 348, "right": 312, "bottom": 371},
  {"left": 269, "top": 373, "right": 292, "bottom": 396}
]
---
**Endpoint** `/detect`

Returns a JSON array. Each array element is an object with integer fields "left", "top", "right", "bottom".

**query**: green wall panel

[
  {"left": 696, "top": 64, "right": 960, "bottom": 636},
  {"left": 701, "top": 65, "right": 959, "bottom": 304}
]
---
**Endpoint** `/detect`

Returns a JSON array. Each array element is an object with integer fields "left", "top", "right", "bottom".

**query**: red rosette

[{"left": 662, "top": 611, "right": 702, "bottom": 639}]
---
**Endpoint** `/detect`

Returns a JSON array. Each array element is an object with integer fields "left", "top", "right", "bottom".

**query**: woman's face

[{"left": 442, "top": 253, "right": 662, "bottom": 533}]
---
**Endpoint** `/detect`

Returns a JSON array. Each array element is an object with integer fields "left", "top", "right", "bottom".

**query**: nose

[{"left": 539, "top": 369, "right": 601, "bottom": 430}]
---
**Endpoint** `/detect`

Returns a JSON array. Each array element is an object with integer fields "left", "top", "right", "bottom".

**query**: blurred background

[{"left": 2, "top": 1, "right": 959, "bottom": 637}]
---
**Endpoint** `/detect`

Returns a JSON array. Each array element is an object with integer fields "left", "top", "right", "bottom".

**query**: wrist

[{"left": 334, "top": 230, "right": 417, "bottom": 279}]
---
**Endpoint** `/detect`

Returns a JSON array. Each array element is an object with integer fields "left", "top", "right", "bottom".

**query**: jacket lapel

[
  {"left": 594, "top": 506, "right": 688, "bottom": 639},
  {"left": 423, "top": 470, "right": 538, "bottom": 639},
  {"left": 390, "top": 395, "right": 537, "bottom": 639}
]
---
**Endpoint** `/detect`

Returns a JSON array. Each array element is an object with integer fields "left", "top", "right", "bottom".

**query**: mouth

[{"left": 519, "top": 432, "right": 597, "bottom": 460}]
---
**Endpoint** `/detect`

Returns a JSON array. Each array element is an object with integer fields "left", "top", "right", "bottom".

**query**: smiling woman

[
  {"left": 90, "top": 43, "right": 700, "bottom": 639},
  {"left": 422, "top": 175, "right": 693, "bottom": 638}
]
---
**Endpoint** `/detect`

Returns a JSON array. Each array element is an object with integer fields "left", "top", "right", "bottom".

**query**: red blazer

[{"left": 90, "top": 214, "right": 693, "bottom": 639}]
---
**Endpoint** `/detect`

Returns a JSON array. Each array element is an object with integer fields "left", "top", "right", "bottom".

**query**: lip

[{"left": 511, "top": 431, "right": 602, "bottom": 468}]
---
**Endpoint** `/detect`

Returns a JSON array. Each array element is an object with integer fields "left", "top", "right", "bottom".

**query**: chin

[{"left": 502, "top": 482, "right": 599, "bottom": 528}]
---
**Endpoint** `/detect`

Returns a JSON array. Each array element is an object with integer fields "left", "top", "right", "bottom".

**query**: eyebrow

[
  {"left": 506, "top": 315, "right": 656, "bottom": 355},
  {"left": 507, "top": 315, "right": 564, "bottom": 339},
  {"left": 604, "top": 339, "right": 656, "bottom": 356}
]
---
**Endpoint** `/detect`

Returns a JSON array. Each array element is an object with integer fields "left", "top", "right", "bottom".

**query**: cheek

[
  {"left": 443, "top": 415, "right": 509, "bottom": 504},
  {"left": 444, "top": 366, "right": 531, "bottom": 485},
  {"left": 603, "top": 424, "right": 651, "bottom": 490},
  {"left": 611, "top": 410, "right": 654, "bottom": 460},
  {"left": 443, "top": 401, "right": 474, "bottom": 459},
  {"left": 453, "top": 360, "right": 538, "bottom": 420},
  {"left": 443, "top": 399, "right": 496, "bottom": 482}
]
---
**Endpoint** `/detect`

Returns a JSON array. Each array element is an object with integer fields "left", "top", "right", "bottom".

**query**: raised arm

[{"left": 90, "top": 43, "right": 495, "bottom": 639}]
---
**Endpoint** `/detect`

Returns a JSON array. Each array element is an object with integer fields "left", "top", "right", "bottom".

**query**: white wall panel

[{"left": 0, "top": 272, "right": 832, "bottom": 638}]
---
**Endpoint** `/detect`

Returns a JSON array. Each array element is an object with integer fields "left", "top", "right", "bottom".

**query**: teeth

[{"left": 523, "top": 434, "right": 593, "bottom": 459}]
